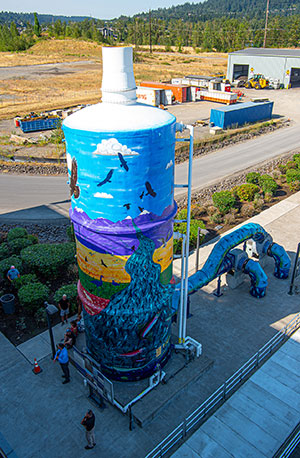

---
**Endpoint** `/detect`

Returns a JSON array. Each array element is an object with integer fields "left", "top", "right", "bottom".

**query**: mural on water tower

[{"left": 63, "top": 46, "right": 177, "bottom": 381}]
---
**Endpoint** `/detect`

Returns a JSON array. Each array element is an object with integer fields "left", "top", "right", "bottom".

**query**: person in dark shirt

[
  {"left": 58, "top": 294, "right": 70, "bottom": 325},
  {"left": 81, "top": 410, "right": 96, "bottom": 450},
  {"left": 63, "top": 329, "right": 76, "bottom": 349}
]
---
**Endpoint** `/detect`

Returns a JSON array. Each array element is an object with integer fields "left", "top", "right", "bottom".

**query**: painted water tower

[{"left": 63, "top": 47, "right": 177, "bottom": 381}]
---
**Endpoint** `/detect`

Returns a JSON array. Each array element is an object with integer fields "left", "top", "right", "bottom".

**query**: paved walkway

[
  {"left": 171, "top": 328, "right": 300, "bottom": 458},
  {"left": 1, "top": 192, "right": 300, "bottom": 458}
]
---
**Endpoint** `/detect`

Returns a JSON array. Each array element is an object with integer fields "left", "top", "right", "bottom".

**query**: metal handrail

[{"left": 145, "top": 312, "right": 300, "bottom": 458}]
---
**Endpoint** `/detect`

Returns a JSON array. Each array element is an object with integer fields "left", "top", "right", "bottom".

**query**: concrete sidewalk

[{"left": 1, "top": 192, "right": 300, "bottom": 458}]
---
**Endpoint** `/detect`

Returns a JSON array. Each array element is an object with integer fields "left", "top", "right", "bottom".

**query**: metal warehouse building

[{"left": 227, "top": 48, "right": 300, "bottom": 88}]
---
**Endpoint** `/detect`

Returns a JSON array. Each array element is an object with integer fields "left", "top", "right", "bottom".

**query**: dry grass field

[{"left": 0, "top": 39, "right": 227, "bottom": 120}]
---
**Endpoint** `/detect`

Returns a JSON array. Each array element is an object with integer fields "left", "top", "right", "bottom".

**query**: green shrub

[
  {"left": 18, "top": 282, "right": 49, "bottom": 314},
  {"left": 277, "top": 164, "right": 287, "bottom": 174},
  {"left": 286, "top": 160, "right": 297, "bottom": 170},
  {"left": 173, "top": 218, "right": 206, "bottom": 255},
  {"left": 7, "top": 227, "right": 28, "bottom": 241},
  {"left": 0, "top": 255, "right": 22, "bottom": 279},
  {"left": 66, "top": 224, "right": 75, "bottom": 242},
  {"left": 54, "top": 283, "right": 78, "bottom": 314},
  {"left": 246, "top": 172, "right": 260, "bottom": 185},
  {"left": 191, "top": 205, "right": 206, "bottom": 218},
  {"left": 286, "top": 168, "right": 300, "bottom": 183},
  {"left": 212, "top": 191, "right": 236, "bottom": 215},
  {"left": 293, "top": 153, "right": 300, "bottom": 167},
  {"left": 209, "top": 212, "right": 223, "bottom": 224},
  {"left": 13, "top": 273, "right": 38, "bottom": 290},
  {"left": 233, "top": 183, "right": 260, "bottom": 202},
  {"left": 288, "top": 181, "right": 300, "bottom": 192},
  {"left": 258, "top": 174, "right": 278, "bottom": 195},
  {"left": 34, "top": 307, "right": 48, "bottom": 326},
  {"left": 8, "top": 237, "right": 34, "bottom": 255},
  {"left": 27, "top": 234, "right": 38, "bottom": 244},
  {"left": 0, "top": 243, "right": 10, "bottom": 261},
  {"left": 21, "top": 242, "right": 76, "bottom": 279},
  {"left": 241, "top": 203, "right": 256, "bottom": 218}
]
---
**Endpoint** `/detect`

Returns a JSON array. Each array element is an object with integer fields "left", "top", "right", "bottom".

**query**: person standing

[
  {"left": 58, "top": 294, "right": 70, "bottom": 325},
  {"left": 53, "top": 343, "right": 70, "bottom": 384},
  {"left": 7, "top": 265, "right": 20, "bottom": 283},
  {"left": 81, "top": 410, "right": 96, "bottom": 450}
]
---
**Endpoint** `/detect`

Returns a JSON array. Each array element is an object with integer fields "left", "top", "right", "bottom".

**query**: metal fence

[{"left": 145, "top": 312, "right": 300, "bottom": 458}]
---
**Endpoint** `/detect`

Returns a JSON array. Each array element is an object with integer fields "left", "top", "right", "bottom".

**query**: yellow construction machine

[{"left": 245, "top": 74, "right": 269, "bottom": 90}]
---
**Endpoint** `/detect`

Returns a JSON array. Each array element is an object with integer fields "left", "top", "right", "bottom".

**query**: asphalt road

[{"left": 0, "top": 124, "right": 299, "bottom": 223}]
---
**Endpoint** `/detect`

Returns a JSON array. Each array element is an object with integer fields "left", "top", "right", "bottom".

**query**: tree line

[{"left": 0, "top": 11, "right": 299, "bottom": 53}]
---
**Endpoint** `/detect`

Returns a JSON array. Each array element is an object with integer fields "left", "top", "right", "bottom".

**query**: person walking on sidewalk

[
  {"left": 81, "top": 410, "right": 96, "bottom": 450},
  {"left": 53, "top": 343, "right": 70, "bottom": 384},
  {"left": 58, "top": 294, "right": 70, "bottom": 325}
]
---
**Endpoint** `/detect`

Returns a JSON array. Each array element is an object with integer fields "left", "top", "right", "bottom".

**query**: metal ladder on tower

[{"left": 173, "top": 123, "right": 202, "bottom": 358}]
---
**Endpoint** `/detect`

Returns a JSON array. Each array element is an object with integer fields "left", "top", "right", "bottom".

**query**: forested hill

[
  {"left": 0, "top": 11, "right": 91, "bottom": 26},
  {"left": 134, "top": 0, "right": 300, "bottom": 21}
]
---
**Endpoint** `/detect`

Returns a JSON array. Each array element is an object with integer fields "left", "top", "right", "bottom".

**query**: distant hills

[
  {"left": 0, "top": 11, "right": 92, "bottom": 26},
  {"left": 133, "top": 0, "right": 300, "bottom": 21}
]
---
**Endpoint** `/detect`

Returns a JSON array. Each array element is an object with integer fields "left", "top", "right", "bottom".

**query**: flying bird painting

[
  {"left": 145, "top": 181, "right": 157, "bottom": 198},
  {"left": 70, "top": 158, "right": 80, "bottom": 199},
  {"left": 118, "top": 152, "right": 129, "bottom": 171},
  {"left": 97, "top": 169, "right": 114, "bottom": 187}
]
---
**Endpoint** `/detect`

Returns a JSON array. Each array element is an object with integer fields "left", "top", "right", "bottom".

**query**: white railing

[{"left": 145, "top": 312, "right": 300, "bottom": 458}]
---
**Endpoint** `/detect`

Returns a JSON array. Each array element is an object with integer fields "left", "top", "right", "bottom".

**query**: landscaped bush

[
  {"left": 13, "top": 273, "right": 38, "bottom": 290},
  {"left": 20, "top": 242, "right": 76, "bottom": 279},
  {"left": 293, "top": 153, "right": 300, "bottom": 167},
  {"left": 0, "top": 243, "right": 10, "bottom": 261},
  {"left": 286, "top": 168, "right": 300, "bottom": 183},
  {"left": 8, "top": 237, "right": 34, "bottom": 255},
  {"left": 34, "top": 307, "right": 48, "bottom": 326},
  {"left": 286, "top": 160, "right": 297, "bottom": 170},
  {"left": 54, "top": 283, "right": 78, "bottom": 314},
  {"left": 233, "top": 183, "right": 260, "bottom": 202},
  {"left": 288, "top": 181, "right": 300, "bottom": 192},
  {"left": 212, "top": 191, "right": 236, "bottom": 215},
  {"left": 258, "top": 174, "right": 278, "bottom": 195},
  {"left": 246, "top": 172, "right": 260, "bottom": 185},
  {"left": 0, "top": 255, "right": 22, "bottom": 279},
  {"left": 173, "top": 211, "right": 206, "bottom": 254},
  {"left": 240, "top": 203, "right": 256, "bottom": 218},
  {"left": 209, "top": 211, "right": 223, "bottom": 224},
  {"left": 277, "top": 164, "right": 287, "bottom": 175},
  {"left": 191, "top": 204, "right": 206, "bottom": 218},
  {"left": 27, "top": 234, "right": 38, "bottom": 245},
  {"left": 7, "top": 227, "right": 28, "bottom": 242},
  {"left": 66, "top": 224, "right": 75, "bottom": 242},
  {"left": 18, "top": 282, "right": 49, "bottom": 314}
]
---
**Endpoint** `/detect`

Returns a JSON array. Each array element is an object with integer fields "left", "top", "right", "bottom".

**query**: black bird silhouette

[
  {"left": 139, "top": 191, "right": 144, "bottom": 199},
  {"left": 101, "top": 259, "right": 108, "bottom": 268},
  {"left": 123, "top": 203, "right": 131, "bottom": 210},
  {"left": 85, "top": 256, "right": 88, "bottom": 262},
  {"left": 131, "top": 245, "right": 136, "bottom": 251},
  {"left": 97, "top": 169, "right": 114, "bottom": 187},
  {"left": 145, "top": 181, "right": 156, "bottom": 198},
  {"left": 138, "top": 206, "right": 144, "bottom": 212},
  {"left": 118, "top": 153, "right": 129, "bottom": 171}
]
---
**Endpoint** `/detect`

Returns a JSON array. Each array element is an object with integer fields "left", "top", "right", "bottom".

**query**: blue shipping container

[
  {"left": 19, "top": 117, "right": 60, "bottom": 133},
  {"left": 210, "top": 101, "right": 274, "bottom": 129}
]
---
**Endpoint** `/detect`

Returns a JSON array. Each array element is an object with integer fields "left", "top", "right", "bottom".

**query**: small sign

[
  {"left": 250, "top": 67, "right": 254, "bottom": 72},
  {"left": 286, "top": 70, "right": 290, "bottom": 75}
]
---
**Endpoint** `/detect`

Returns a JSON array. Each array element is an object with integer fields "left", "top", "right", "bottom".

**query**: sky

[{"left": 0, "top": 0, "right": 193, "bottom": 20}]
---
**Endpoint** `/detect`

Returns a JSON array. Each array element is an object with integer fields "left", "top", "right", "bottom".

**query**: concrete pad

[
  {"left": 17, "top": 334, "right": 52, "bottom": 362},
  {"left": 215, "top": 403, "right": 280, "bottom": 456},
  {"left": 226, "top": 392, "right": 291, "bottom": 440},
  {"left": 239, "top": 381, "right": 299, "bottom": 427},
  {"left": 200, "top": 416, "right": 266, "bottom": 458},
  {"left": 171, "top": 443, "right": 201, "bottom": 457},
  {"left": 250, "top": 371, "right": 300, "bottom": 411},
  {"left": 184, "top": 432, "right": 233, "bottom": 458},
  {"left": 277, "top": 339, "right": 300, "bottom": 362},
  {"left": 260, "top": 359, "right": 300, "bottom": 394},
  {"left": 268, "top": 350, "right": 300, "bottom": 377}
]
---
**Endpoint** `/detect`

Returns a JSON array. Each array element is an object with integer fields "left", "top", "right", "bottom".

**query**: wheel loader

[{"left": 245, "top": 74, "right": 269, "bottom": 90}]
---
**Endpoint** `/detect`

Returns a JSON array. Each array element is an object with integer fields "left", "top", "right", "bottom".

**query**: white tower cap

[{"left": 101, "top": 47, "right": 137, "bottom": 105}]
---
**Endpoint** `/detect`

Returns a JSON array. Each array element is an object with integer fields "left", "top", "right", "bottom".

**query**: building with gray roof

[{"left": 227, "top": 48, "right": 300, "bottom": 88}]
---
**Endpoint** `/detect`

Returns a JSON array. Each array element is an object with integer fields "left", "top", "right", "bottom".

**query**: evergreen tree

[{"left": 33, "top": 12, "right": 41, "bottom": 37}]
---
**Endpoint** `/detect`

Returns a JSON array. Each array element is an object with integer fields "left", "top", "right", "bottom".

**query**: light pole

[{"left": 44, "top": 301, "right": 59, "bottom": 359}]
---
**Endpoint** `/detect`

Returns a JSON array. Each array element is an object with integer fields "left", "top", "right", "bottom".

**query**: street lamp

[{"left": 44, "top": 301, "right": 59, "bottom": 359}]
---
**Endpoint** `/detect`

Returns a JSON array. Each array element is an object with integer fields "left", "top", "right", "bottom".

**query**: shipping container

[
  {"left": 210, "top": 101, "right": 274, "bottom": 129},
  {"left": 140, "top": 81, "right": 189, "bottom": 103},
  {"left": 136, "top": 87, "right": 162, "bottom": 106},
  {"left": 19, "top": 115, "right": 60, "bottom": 133},
  {"left": 200, "top": 90, "right": 237, "bottom": 104}
]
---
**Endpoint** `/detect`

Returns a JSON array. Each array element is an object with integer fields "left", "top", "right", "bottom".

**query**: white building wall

[{"left": 227, "top": 54, "right": 300, "bottom": 87}]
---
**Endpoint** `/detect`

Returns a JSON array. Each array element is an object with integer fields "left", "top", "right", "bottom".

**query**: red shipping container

[{"left": 140, "top": 81, "right": 189, "bottom": 103}]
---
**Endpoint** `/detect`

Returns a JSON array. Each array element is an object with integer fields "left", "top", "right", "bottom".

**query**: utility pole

[
  {"left": 149, "top": 9, "right": 152, "bottom": 54},
  {"left": 263, "top": 0, "right": 270, "bottom": 48}
]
